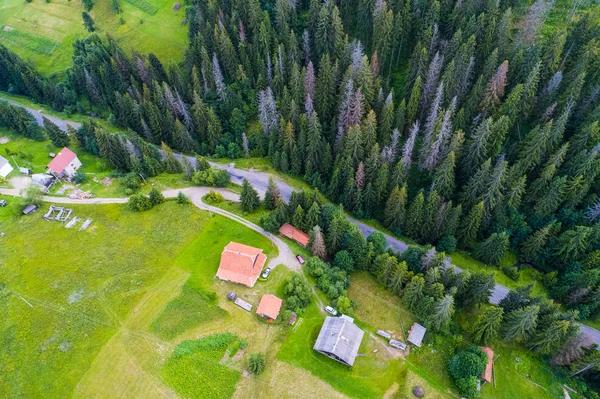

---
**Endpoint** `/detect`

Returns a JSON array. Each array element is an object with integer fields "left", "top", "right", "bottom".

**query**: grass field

[
  {"left": 0, "top": 0, "right": 188, "bottom": 75},
  {"left": 0, "top": 198, "right": 287, "bottom": 398}
]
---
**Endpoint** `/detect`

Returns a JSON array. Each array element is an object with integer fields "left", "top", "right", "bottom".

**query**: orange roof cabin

[
  {"left": 278, "top": 223, "right": 310, "bottom": 247},
  {"left": 215, "top": 242, "right": 267, "bottom": 287},
  {"left": 480, "top": 346, "right": 494, "bottom": 384},
  {"left": 256, "top": 294, "right": 283, "bottom": 321}
]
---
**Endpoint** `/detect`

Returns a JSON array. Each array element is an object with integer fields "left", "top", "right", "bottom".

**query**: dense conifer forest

[{"left": 2, "top": 0, "right": 600, "bottom": 395}]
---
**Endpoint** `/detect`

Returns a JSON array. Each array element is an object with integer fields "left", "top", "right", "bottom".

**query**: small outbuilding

[
  {"left": 31, "top": 173, "right": 54, "bottom": 191},
  {"left": 172, "top": 2, "right": 181, "bottom": 10},
  {"left": 256, "top": 294, "right": 283, "bottom": 320},
  {"left": 314, "top": 316, "right": 364, "bottom": 366},
  {"left": 216, "top": 242, "right": 267, "bottom": 287},
  {"left": 22, "top": 204, "right": 38, "bottom": 215},
  {"left": 480, "top": 346, "right": 494, "bottom": 384},
  {"left": 376, "top": 330, "right": 392, "bottom": 339},
  {"left": 47, "top": 147, "right": 82, "bottom": 178},
  {"left": 389, "top": 339, "right": 407, "bottom": 350},
  {"left": 0, "top": 155, "right": 14, "bottom": 178},
  {"left": 19, "top": 167, "right": 31, "bottom": 175},
  {"left": 407, "top": 323, "right": 427, "bottom": 347},
  {"left": 278, "top": 223, "right": 310, "bottom": 247}
]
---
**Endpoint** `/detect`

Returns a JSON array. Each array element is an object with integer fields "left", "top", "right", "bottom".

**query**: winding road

[{"left": 4, "top": 98, "right": 600, "bottom": 346}]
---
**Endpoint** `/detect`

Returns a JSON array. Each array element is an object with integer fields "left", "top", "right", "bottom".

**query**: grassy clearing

[
  {"left": 203, "top": 196, "right": 270, "bottom": 225},
  {"left": 0, "top": 27, "right": 58, "bottom": 55},
  {"left": 0, "top": 0, "right": 187, "bottom": 75},
  {"left": 0, "top": 201, "right": 210, "bottom": 398},
  {"left": 150, "top": 281, "right": 228, "bottom": 340},
  {"left": 162, "top": 333, "right": 241, "bottom": 399}
]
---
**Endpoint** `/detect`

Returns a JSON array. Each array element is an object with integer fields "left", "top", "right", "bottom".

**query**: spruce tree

[
  {"left": 241, "top": 178, "right": 261, "bottom": 212},
  {"left": 383, "top": 185, "right": 407, "bottom": 234},
  {"left": 472, "top": 306, "right": 504, "bottom": 344},
  {"left": 264, "top": 176, "right": 282, "bottom": 210},
  {"left": 82, "top": 12, "right": 95, "bottom": 32},
  {"left": 458, "top": 202, "right": 484, "bottom": 248},
  {"left": 43, "top": 117, "right": 69, "bottom": 147},
  {"left": 502, "top": 305, "right": 539, "bottom": 342},
  {"left": 473, "top": 232, "right": 509, "bottom": 266},
  {"left": 430, "top": 295, "right": 455, "bottom": 330}
]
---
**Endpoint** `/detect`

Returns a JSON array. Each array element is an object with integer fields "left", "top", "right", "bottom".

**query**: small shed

[
  {"left": 234, "top": 298, "right": 252, "bottom": 311},
  {"left": 376, "top": 330, "right": 392, "bottom": 339},
  {"left": 389, "top": 339, "right": 407, "bottom": 350},
  {"left": 278, "top": 223, "right": 310, "bottom": 247},
  {"left": 19, "top": 167, "right": 31, "bottom": 175},
  {"left": 480, "top": 346, "right": 494, "bottom": 384},
  {"left": 256, "top": 294, "right": 283, "bottom": 320},
  {"left": 407, "top": 323, "right": 427, "bottom": 347},
  {"left": 23, "top": 204, "right": 38, "bottom": 215},
  {"left": 32, "top": 173, "right": 54, "bottom": 190}
]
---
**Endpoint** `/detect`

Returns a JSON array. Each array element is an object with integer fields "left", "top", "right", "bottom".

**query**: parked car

[
  {"left": 296, "top": 255, "right": 305, "bottom": 264},
  {"left": 325, "top": 306, "right": 338, "bottom": 316},
  {"left": 0, "top": 200, "right": 7, "bottom": 207},
  {"left": 261, "top": 266, "right": 273, "bottom": 279}
]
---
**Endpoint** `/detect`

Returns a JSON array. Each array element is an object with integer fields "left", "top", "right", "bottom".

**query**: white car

[
  {"left": 325, "top": 306, "right": 338, "bottom": 316},
  {"left": 261, "top": 267, "right": 273, "bottom": 279}
]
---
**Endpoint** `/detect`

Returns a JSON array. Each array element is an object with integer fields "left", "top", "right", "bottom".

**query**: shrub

[
  {"left": 214, "top": 169, "right": 230, "bottom": 187},
  {"left": 177, "top": 192, "right": 190, "bottom": 204},
  {"left": 260, "top": 213, "right": 280, "bottom": 233},
  {"left": 128, "top": 193, "right": 152, "bottom": 211},
  {"left": 148, "top": 187, "right": 165, "bottom": 206},
  {"left": 248, "top": 353, "right": 265, "bottom": 374},
  {"left": 437, "top": 235, "right": 457, "bottom": 253},
  {"left": 502, "top": 265, "right": 520, "bottom": 281},
  {"left": 205, "top": 190, "right": 224, "bottom": 203},
  {"left": 73, "top": 170, "right": 87, "bottom": 184},
  {"left": 334, "top": 250, "right": 355, "bottom": 272},
  {"left": 192, "top": 169, "right": 215, "bottom": 186},
  {"left": 448, "top": 347, "right": 487, "bottom": 398},
  {"left": 121, "top": 173, "right": 141, "bottom": 191},
  {"left": 283, "top": 273, "right": 312, "bottom": 309}
]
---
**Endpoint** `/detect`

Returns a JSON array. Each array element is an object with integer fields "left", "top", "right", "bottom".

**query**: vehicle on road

[
  {"left": 261, "top": 266, "right": 273, "bottom": 279},
  {"left": 296, "top": 255, "right": 305, "bottom": 264},
  {"left": 325, "top": 306, "right": 338, "bottom": 316}
]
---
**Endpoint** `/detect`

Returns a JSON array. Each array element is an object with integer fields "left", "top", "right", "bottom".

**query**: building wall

[
  {"left": 63, "top": 157, "right": 82, "bottom": 177},
  {"left": 0, "top": 162, "right": 14, "bottom": 178}
]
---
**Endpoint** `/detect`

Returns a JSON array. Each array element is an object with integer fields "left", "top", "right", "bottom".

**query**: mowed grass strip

[
  {"left": 0, "top": 27, "right": 58, "bottom": 55},
  {"left": 150, "top": 281, "right": 228, "bottom": 340},
  {"left": 162, "top": 333, "right": 240, "bottom": 399},
  {"left": 123, "top": 0, "right": 159, "bottom": 15}
]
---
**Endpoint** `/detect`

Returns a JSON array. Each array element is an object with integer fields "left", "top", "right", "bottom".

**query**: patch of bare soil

[
  {"left": 10, "top": 176, "right": 31, "bottom": 190},
  {"left": 383, "top": 382, "right": 400, "bottom": 399},
  {"left": 370, "top": 333, "right": 406, "bottom": 360},
  {"left": 231, "top": 349, "right": 244, "bottom": 363},
  {"left": 219, "top": 349, "right": 231, "bottom": 364}
]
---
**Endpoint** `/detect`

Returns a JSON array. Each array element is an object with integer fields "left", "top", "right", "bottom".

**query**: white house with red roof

[{"left": 47, "top": 147, "right": 82, "bottom": 178}]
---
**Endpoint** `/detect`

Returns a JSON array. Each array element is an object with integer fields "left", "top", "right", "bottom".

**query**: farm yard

[{"left": 0, "top": 0, "right": 187, "bottom": 74}]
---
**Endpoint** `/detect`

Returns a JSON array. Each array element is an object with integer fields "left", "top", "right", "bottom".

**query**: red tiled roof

[
  {"left": 480, "top": 346, "right": 494, "bottom": 383},
  {"left": 279, "top": 223, "right": 310, "bottom": 247},
  {"left": 215, "top": 242, "right": 266, "bottom": 287},
  {"left": 47, "top": 147, "right": 78, "bottom": 174},
  {"left": 256, "top": 294, "right": 283, "bottom": 319}
]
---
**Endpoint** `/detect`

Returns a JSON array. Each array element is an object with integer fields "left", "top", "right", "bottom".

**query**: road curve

[{"left": 6, "top": 101, "right": 600, "bottom": 345}]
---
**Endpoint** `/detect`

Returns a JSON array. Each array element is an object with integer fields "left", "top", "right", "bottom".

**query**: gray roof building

[
  {"left": 407, "top": 323, "right": 427, "bottom": 347},
  {"left": 313, "top": 316, "right": 364, "bottom": 366}
]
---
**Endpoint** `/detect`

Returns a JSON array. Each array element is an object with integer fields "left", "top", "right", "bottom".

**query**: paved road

[
  {"left": 4, "top": 99, "right": 81, "bottom": 132},
  {"left": 7, "top": 101, "right": 600, "bottom": 344}
]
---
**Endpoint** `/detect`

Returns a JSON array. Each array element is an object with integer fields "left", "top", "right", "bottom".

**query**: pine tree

[
  {"left": 431, "top": 151, "right": 455, "bottom": 197},
  {"left": 241, "top": 178, "right": 261, "bottom": 212},
  {"left": 82, "top": 12, "right": 95, "bottom": 32},
  {"left": 430, "top": 295, "right": 455, "bottom": 330},
  {"left": 292, "top": 205, "right": 305, "bottom": 230},
  {"left": 264, "top": 176, "right": 282, "bottom": 210},
  {"left": 502, "top": 305, "right": 540, "bottom": 342},
  {"left": 473, "top": 232, "right": 509, "bottom": 266},
  {"left": 458, "top": 202, "right": 484, "bottom": 248},
  {"left": 521, "top": 221, "right": 558, "bottom": 262},
  {"left": 305, "top": 202, "right": 321, "bottom": 230},
  {"left": 311, "top": 226, "right": 327, "bottom": 259},
  {"left": 531, "top": 320, "right": 572, "bottom": 355},
  {"left": 43, "top": 117, "right": 69, "bottom": 147},
  {"left": 161, "top": 142, "right": 182, "bottom": 174},
  {"left": 384, "top": 185, "right": 407, "bottom": 234},
  {"left": 404, "top": 191, "right": 424, "bottom": 239},
  {"left": 472, "top": 306, "right": 504, "bottom": 344}
]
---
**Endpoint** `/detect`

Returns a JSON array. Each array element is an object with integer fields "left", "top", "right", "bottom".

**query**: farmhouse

[
  {"left": 480, "top": 346, "right": 494, "bottom": 384},
  {"left": 278, "top": 223, "right": 310, "bottom": 247},
  {"left": 256, "top": 294, "right": 282, "bottom": 320},
  {"left": 47, "top": 147, "right": 82, "bottom": 178},
  {"left": 215, "top": 242, "right": 267, "bottom": 287},
  {"left": 407, "top": 323, "right": 427, "bottom": 347},
  {"left": 0, "top": 155, "right": 13, "bottom": 178},
  {"left": 313, "top": 316, "right": 364, "bottom": 366}
]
